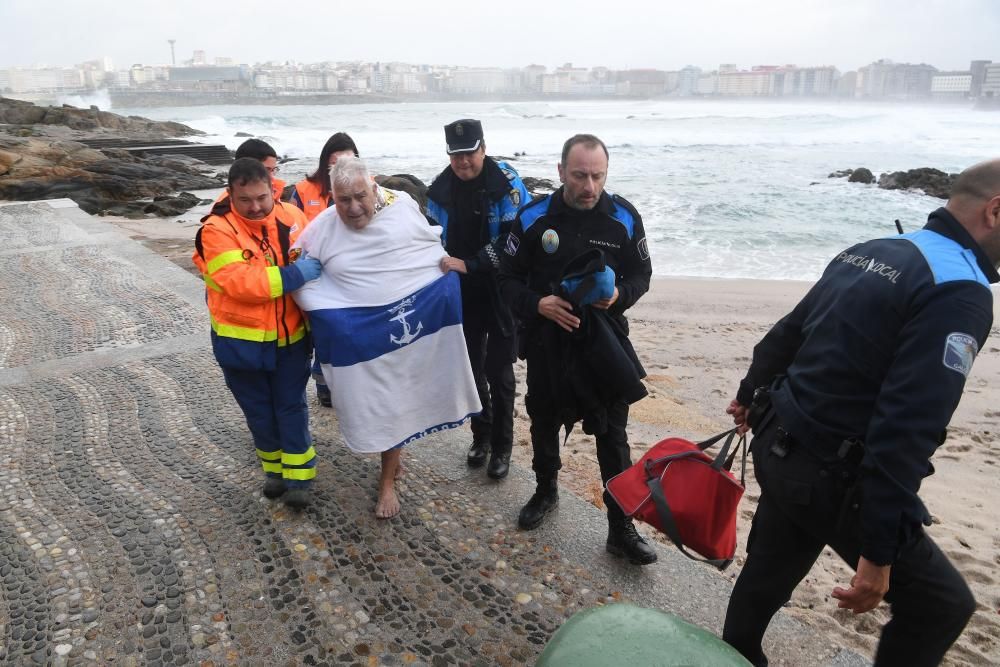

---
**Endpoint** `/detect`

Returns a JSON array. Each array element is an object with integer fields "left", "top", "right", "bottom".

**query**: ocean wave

[{"left": 121, "top": 99, "right": 991, "bottom": 280}]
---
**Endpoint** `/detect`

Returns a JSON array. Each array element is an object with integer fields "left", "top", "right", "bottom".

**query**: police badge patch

[
  {"left": 510, "top": 189, "right": 520, "bottom": 207},
  {"left": 541, "top": 229, "right": 559, "bottom": 254},
  {"left": 506, "top": 233, "right": 520, "bottom": 256},
  {"left": 942, "top": 332, "right": 978, "bottom": 378}
]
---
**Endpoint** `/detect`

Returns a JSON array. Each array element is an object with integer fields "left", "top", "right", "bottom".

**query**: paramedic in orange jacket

[
  {"left": 193, "top": 158, "right": 323, "bottom": 510},
  {"left": 290, "top": 132, "right": 359, "bottom": 221}
]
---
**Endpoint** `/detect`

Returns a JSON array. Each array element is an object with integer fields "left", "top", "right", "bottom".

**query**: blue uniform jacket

[
  {"left": 737, "top": 208, "right": 998, "bottom": 565},
  {"left": 426, "top": 157, "right": 530, "bottom": 336},
  {"left": 497, "top": 188, "right": 652, "bottom": 330}
]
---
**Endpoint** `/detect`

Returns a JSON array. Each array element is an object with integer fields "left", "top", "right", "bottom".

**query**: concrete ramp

[{"left": 0, "top": 200, "right": 867, "bottom": 665}]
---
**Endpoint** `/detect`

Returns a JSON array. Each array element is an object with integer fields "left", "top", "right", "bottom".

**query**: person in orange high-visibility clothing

[
  {"left": 290, "top": 132, "right": 359, "bottom": 222},
  {"left": 290, "top": 132, "right": 360, "bottom": 408},
  {"left": 214, "top": 139, "right": 287, "bottom": 205},
  {"left": 193, "top": 158, "right": 323, "bottom": 510}
]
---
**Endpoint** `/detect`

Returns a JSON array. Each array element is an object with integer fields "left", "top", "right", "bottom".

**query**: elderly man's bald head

[{"left": 947, "top": 158, "right": 1000, "bottom": 266}]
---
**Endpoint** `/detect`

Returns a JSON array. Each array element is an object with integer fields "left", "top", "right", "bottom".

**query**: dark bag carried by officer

[{"left": 605, "top": 429, "right": 747, "bottom": 569}]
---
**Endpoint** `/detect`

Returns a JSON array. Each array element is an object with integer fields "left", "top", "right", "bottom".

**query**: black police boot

[
  {"left": 467, "top": 439, "right": 489, "bottom": 468},
  {"left": 517, "top": 476, "right": 558, "bottom": 530},
  {"left": 606, "top": 517, "right": 658, "bottom": 565},
  {"left": 262, "top": 476, "right": 286, "bottom": 499},
  {"left": 486, "top": 450, "right": 511, "bottom": 480}
]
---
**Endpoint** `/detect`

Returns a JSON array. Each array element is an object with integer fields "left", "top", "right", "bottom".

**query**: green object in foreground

[{"left": 536, "top": 603, "right": 752, "bottom": 667}]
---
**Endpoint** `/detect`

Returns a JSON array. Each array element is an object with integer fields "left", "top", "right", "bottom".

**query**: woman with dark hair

[{"left": 291, "top": 132, "right": 360, "bottom": 221}]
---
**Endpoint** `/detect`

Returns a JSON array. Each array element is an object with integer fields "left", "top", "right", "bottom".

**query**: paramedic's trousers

[
  {"left": 222, "top": 340, "right": 316, "bottom": 487},
  {"left": 723, "top": 416, "right": 974, "bottom": 667}
]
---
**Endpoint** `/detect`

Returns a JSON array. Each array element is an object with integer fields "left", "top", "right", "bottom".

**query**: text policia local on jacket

[{"left": 193, "top": 174, "right": 315, "bottom": 372}]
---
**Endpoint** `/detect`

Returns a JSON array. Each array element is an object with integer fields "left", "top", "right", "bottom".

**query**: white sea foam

[{"left": 115, "top": 99, "right": 1000, "bottom": 280}]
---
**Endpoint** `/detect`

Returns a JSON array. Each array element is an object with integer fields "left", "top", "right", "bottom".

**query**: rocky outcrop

[
  {"left": 522, "top": 176, "right": 557, "bottom": 196},
  {"left": 1, "top": 98, "right": 222, "bottom": 217},
  {"left": 848, "top": 168, "right": 875, "bottom": 184},
  {"left": 829, "top": 166, "right": 955, "bottom": 199},
  {"left": 0, "top": 97, "right": 200, "bottom": 136},
  {"left": 877, "top": 168, "right": 955, "bottom": 199},
  {"left": 0, "top": 135, "right": 222, "bottom": 216},
  {"left": 828, "top": 168, "right": 875, "bottom": 184}
]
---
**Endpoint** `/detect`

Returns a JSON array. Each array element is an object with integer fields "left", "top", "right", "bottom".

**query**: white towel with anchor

[{"left": 292, "top": 188, "right": 480, "bottom": 453}]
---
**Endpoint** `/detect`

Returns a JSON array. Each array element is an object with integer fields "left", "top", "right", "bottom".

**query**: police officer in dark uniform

[
  {"left": 723, "top": 159, "right": 1000, "bottom": 666},
  {"left": 497, "top": 134, "right": 657, "bottom": 565},
  {"left": 427, "top": 119, "right": 530, "bottom": 480}
]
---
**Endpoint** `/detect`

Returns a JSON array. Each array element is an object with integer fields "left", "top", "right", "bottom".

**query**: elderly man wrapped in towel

[{"left": 293, "top": 157, "right": 481, "bottom": 518}]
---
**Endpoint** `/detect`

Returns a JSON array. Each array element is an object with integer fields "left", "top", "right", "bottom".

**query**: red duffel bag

[{"left": 606, "top": 429, "right": 746, "bottom": 569}]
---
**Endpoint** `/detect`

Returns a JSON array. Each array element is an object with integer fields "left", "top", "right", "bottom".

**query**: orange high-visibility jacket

[
  {"left": 291, "top": 178, "right": 333, "bottom": 221},
  {"left": 193, "top": 199, "right": 311, "bottom": 370}
]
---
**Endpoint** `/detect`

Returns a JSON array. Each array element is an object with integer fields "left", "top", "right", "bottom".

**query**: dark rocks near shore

[
  {"left": 847, "top": 168, "right": 875, "bottom": 184},
  {"left": 877, "top": 168, "right": 955, "bottom": 199},
  {"left": 828, "top": 167, "right": 875, "bottom": 184},
  {"left": 0, "top": 97, "right": 223, "bottom": 216},
  {"left": 0, "top": 97, "right": 200, "bottom": 136},
  {"left": 522, "top": 176, "right": 557, "bottom": 196},
  {"left": 829, "top": 166, "right": 955, "bottom": 199}
]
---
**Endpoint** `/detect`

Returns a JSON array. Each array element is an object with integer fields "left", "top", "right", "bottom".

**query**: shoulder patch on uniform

[
  {"left": 637, "top": 236, "right": 649, "bottom": 260},
  {"left": 942, "top": 332, "right": 978, "bottom": 378},
  {"left": 505, "top": 233, "right": 520, "bottom": 256},
  {"left": 510, "top": 188, "right": 521, "bottom": 208}
]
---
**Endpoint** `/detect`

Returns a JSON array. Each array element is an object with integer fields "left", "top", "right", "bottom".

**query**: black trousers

[
  {"left": 524, "top": 343, "right": 632, "bottom": 524},
  {"left": 723, "top": 418, "right": 975, "bottom": 667},
  {"left": 462, "top": 296, "right": 515, "bottom": 455}
]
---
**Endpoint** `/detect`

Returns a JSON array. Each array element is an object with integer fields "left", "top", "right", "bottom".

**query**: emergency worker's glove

[{"left": 294, "top": 254, "right": 323, "bottom": 283}]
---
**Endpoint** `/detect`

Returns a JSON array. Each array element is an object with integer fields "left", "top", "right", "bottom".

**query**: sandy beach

[{"left": 115, "top": 211, "right": 1000, "bottom": 666}]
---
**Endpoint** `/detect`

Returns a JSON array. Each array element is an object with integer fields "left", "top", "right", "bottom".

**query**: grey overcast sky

[{"left": 1, "top": 0, "right": 997, "bottom": 72}]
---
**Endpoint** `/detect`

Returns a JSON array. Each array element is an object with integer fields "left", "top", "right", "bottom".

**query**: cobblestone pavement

[{"left": 0, "top": 201, "right": 864, "bottom": 667}]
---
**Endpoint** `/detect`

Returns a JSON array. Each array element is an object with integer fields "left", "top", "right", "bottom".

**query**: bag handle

[
  {"left": 697, "top": 428, "right": 737, "bottom": 452},
  {"left": 645, "top": 427, "right": 738, "bottom": 470},
  {"left": 722, "top": 433, "right": 749, "bottom": 487},
  {"left": 645, "top": 472, "right": 733, "bottom": 570},
  {"left": 708, "top": 429, "right": 739, "bottom": 470}
]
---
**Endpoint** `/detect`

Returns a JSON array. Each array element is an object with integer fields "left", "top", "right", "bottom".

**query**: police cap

[{"left": 444, "top": 119, "right": 484, "bottom": 154}]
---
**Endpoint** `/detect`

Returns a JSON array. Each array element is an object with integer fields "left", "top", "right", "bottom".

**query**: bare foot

[
  {"left": 377, "top": 448, "right": 402, "bottom": 519},
  {"left": 375, "top": 486, "right": 400, "bottom": 519}
]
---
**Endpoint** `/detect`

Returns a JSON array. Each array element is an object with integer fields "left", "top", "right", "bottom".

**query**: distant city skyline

[{"left": 1, "top": 0, "right": 998, "bottom": 73}]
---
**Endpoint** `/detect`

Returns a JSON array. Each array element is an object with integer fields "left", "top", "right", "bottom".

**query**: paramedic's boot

[
  {"left": 284, "top": 486, "right": 311, "bottom": 511},
  {"left": 262, "top": 476, "right": 286, "bottom": 499},
  {"left": 606, "top": 517, "right": 658, "bottom": 565},
  {"left": 518, "top": 475, "right": 558, "bottom": 530}
]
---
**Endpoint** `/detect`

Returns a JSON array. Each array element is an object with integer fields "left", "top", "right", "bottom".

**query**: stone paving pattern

[{"left": 0, "top": 201, "right": 865, "bottom": 666}]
